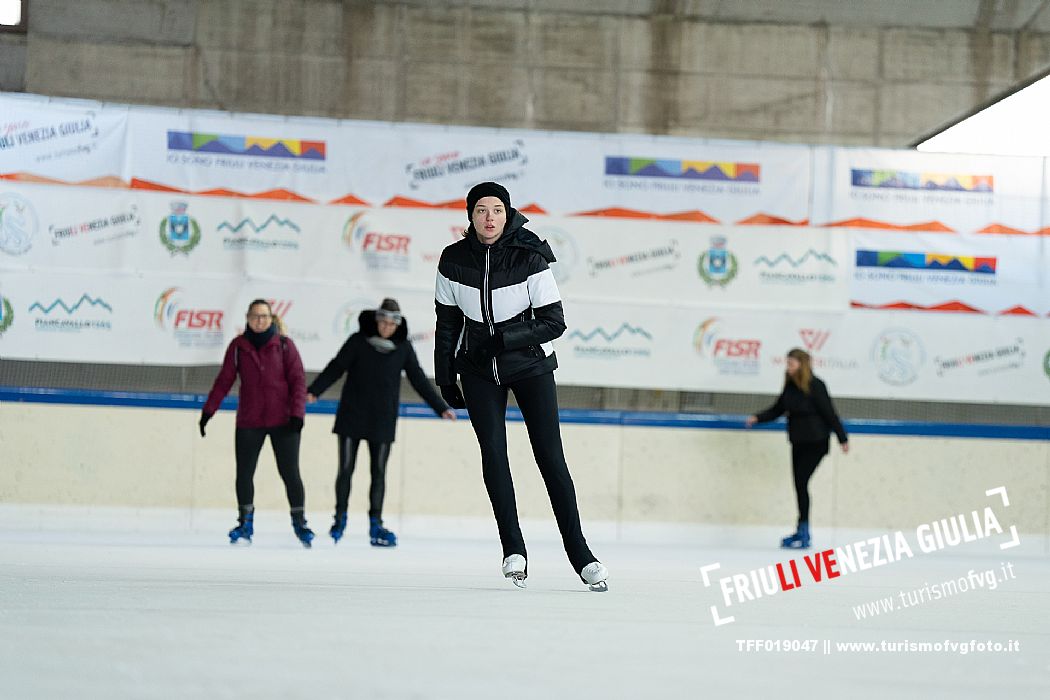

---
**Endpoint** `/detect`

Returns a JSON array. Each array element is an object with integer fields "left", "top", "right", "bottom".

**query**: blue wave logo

[
  {"left": 217, "top": 215, "right": 301, "bottom": 234},
  {"left": 568, "top": 323, "right": 652, "bottom": 343},
  {"left": 753, "top": 250, "right": 837, "bottom": 268},
  {"left": 29, "top": 294, "right": 113, "bottom": 315}
]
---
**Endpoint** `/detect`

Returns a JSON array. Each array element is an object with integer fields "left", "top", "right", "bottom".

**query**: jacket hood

[
  {"left": 358, "top": 309, "right": 408, "bottom": 343},
  {"left": 466, "top": 209, "right": 556, "bottom": 263}
]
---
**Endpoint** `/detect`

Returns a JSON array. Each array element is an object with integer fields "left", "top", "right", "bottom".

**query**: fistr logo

[
  {"left": 154, "top": 287, "right": 224, "bottom": 348},
  {"left": 697, "top": 236, "right": 738, "bottom": 287},
  {"left": 0, "top": 192, "right": 38, "bottom": 256},
  {"left": 159, "top": 202, "right": 201, "bottom": 255},
  {"left": 344, "top": 213, "right": 411, "bottom": 272},
  {"left": 694, "top": 318, "right": 760, "bottom": 375}
]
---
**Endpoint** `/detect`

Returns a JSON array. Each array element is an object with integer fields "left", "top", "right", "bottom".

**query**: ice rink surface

[{"left": 1, "top": 507, "right": 1048, "bottom": 699}]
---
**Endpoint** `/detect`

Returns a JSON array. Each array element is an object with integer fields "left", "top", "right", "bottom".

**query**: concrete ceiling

[{"left": 459, "top": 0, "right": 1050, "bottom": 32}]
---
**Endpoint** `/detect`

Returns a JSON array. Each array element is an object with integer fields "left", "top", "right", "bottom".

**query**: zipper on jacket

[{"left": 483, "top": 247, "right": 500, "bottom": 385}]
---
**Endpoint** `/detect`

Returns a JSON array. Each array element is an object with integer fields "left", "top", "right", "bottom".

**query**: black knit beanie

[{"left": 466, "top": 182, "right": 511, "bottom": 222}]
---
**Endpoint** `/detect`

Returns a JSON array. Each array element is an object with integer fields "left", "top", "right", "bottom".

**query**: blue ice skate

[
  {"left": 780, "top": 521, "right": 811, "bottom": 549},
  {"left": 291, "top": 512, "right": 315, "bottom": 549},
  {"left": 369, "top": 517, "right": 397, "bottom": 547},
  {"left": 228, "top": 511, "right": 254, "bottom": 545},
  {"left": 329, "top": 512, "right": 347, "bottom": 544}
]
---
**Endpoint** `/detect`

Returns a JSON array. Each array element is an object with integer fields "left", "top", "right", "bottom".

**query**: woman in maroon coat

[{"left": 200, "top": 299, "right": 313, "bottom": 547}]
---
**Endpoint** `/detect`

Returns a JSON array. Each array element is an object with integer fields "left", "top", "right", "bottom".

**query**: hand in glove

[
  {"left": 199, "top": 411, "right": 213, "bottom": 438},
  {"left": 287, "top": 416, "right": 304, "bottom": 432},
  {"left": 469, "top": 331, "right": 504, "bottom": 365},
  {"left": 440, "top": 383, "right": 466, "bottom": 410}
]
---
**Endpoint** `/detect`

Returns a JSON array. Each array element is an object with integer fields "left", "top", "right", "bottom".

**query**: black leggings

[
  {"left": 791, "top": 441, "right": 829, "bottom": 524},
  {"left": 461, "top": 371, "right": 596, "bottom": 574},
  {"left": 335, "top": 437, "right": 391, "bottom": 520},
  {"left": 234, "top": 427, "right": 305, "bottom": 509}
]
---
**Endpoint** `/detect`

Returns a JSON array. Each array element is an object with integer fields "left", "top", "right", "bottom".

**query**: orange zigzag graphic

[
  {"left": 850, "top": 300, "right": 984, "bottom": 314},
  {"left": 736, "top": 213, "right": 809, "bottom": 226},
  {"left": 849, "top": 301, "right": 1040, "bottom": 316},
  {"left": 130, "top": 178, "right": 315, "bottom": 202},
  {"left": 571, "top": 207, "right": 719, "bottom": 223},
  {"left": 0, "top": 172, "right": 128, "bottom": 188},
  {"left": 824, "top": 217, "right": 955, "bottom": 232}
]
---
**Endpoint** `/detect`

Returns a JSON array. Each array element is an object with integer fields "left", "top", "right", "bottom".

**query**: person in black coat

[
  {"left": 745, "top": 348, "right": 849, "bottom": 549},
  {"left": 307, "top": 298, "right": 455, "bottom": 546},
  {"left": 434, "top": 181, "right": 608, "bottom": 591}
]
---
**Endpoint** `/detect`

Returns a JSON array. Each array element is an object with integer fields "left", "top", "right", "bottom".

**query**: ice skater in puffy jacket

[
  {"left": 200, "top": 299, "right": 314, "bottom": 547},
  {"left": 434, "top": 181, "right": 609, "bottom": 591},
  {"left": 307, "top": 298, "right": 455, "bottom": 547},
  {"left": 745, "top": 348, "right": 849, "bottom": 549}
]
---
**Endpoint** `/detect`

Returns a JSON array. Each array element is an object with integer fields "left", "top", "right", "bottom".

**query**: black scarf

[{"left": 244, "top": 325, "right": 276, "bottom": 349}]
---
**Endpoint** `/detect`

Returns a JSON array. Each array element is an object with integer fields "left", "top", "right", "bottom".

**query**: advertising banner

[
  {"left": 3, "top": 93, "right": 1048, "bottom": 404},
  {"left": 0, "top": 96, "right": 128, "bottom": 186}
]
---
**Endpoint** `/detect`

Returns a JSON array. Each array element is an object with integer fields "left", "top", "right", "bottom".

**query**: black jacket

[
  {"left": 434, "top": 210, "right": 564, "bottom": 386},
  {"left": 307, "top": 311, "right": 448, "bottom": 443},
  {"left": 754, "top": 376, "right": 848, "bottom": 446}
]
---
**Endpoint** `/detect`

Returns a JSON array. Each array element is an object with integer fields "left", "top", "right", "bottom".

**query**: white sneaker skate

[
  {"left": 502, "top": 554, "right": 527, "bottom": 589},
  {"left": 580, "top": 561, "right": 609, "bottom": 592}
]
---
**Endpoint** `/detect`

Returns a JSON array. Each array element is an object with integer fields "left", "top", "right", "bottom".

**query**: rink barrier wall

[
  {"left": 3, "top": 386, "right": 1048, "bottom": 541},
  {"left": 3, "top": 386, "right": 1048, "bottom": 440}
]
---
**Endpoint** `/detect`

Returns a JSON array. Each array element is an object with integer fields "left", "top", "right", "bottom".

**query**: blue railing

[{"left": 1, "top": 386, "right": 1046, "bottom": 441}]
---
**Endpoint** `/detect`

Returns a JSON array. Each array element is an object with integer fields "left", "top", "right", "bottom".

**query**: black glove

[
  {"left": 469, "top": 332, "right": 504, "bottom": 365},
  {"left": 287, "top": 416, "right": 304, "bottom": 432},
  {"left": 440, "top": 383, "right": 466, "bottom": 410},
  {"left": 199, "top": 411, "right": 213, "bottom": 438}
]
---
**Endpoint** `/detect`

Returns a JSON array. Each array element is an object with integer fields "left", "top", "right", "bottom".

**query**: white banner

[
  {"left": 2, "top": 93, "right": 1048, "bottom": 405},
  {"left": 813, "top": 147, "right": 1044, "bottom": 234},
  {"left": 0, "top": 95, "right": 128, "bottom": 187}
]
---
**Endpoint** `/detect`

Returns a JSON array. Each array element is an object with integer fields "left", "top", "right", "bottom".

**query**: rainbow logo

[
  {"left": 855, "top": 250, "right": 996, "bottom": 274},
  {"left": 154, "top": 287, "right": 180, "bottom": 328},
  {"left": 167, "top": 131, "right": 326, "bottom": 161},
  {"left": 606, "top": 157, "right": 760, "bottom": 182},
  {"left": 851, "top": 169, "right": 993, "bottom": 193}
]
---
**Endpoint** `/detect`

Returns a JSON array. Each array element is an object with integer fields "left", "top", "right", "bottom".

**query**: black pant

[
  {"left": 790, "top": 440, "right": 828, "bottom": 524},
  {"left": 461, "top": 371, "right": 596, "bottom": 574},
  {"left": 234, "top": 427, "right": 305, "bottom": 509},
  {"left": 336, "top": 437, "right": 391, "bottom": 520}
]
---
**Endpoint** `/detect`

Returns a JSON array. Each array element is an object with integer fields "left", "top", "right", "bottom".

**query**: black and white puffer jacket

[{"left": 434, "top": 210, "right": 563, "bottom": 386}]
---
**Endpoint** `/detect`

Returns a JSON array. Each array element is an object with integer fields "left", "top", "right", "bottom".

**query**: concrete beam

[
  {"left": 29, "top": 0, "right": 197, "bottom": 46},
  {"left": 0, "top": 34, "right": 27, "bottom": 92},
  {"left": 25, "top": 36, "right": 192, "bottom": 103}
]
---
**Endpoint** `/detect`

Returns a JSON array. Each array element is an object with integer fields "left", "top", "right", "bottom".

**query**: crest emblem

[{"left": 159, "top": 202, "right": 201, "bottom": 255}]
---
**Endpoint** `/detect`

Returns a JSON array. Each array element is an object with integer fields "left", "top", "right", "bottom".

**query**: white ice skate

[
  {"left": 502, "top": 554, "right": 527, "bottom": 589},
  {"left": 580, "top": 561, "right": 609, "bottom": 592}
]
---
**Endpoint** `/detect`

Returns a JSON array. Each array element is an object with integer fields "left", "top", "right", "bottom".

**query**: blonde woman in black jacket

[
  {"left": 746, "top": 348, "right": 849, "bottom": 549},
  {"left": 434, "top": 182, "right": 608, "bottom": 591}
]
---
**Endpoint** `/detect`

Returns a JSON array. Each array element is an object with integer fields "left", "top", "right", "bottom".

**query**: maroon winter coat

[{"left": 204, "top": 333, "right": 307, "bottom": 428}]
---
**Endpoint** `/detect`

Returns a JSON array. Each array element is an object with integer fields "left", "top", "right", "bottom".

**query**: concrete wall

[
  {"left": 5, "top": 0, "right": 1050, "bottom": 146},
  {"left": 2, "top": 401, "right": 1047, "bottom": 539}
]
